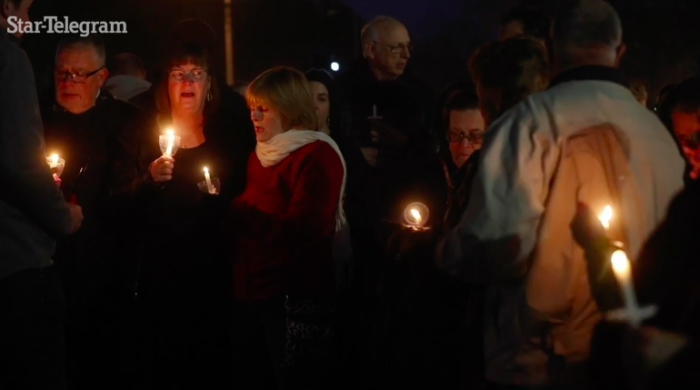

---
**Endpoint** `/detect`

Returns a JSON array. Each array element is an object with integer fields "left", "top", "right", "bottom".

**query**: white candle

[
  {"left": 411, "top": 208, "right": 422, "bottom": 225},
  {"left": 49, "top": 153, "right": 59, "bottom": 168},
  {"left": 165, "top": 129, "right": 174, "bottom": 157},
  {"left": 203, "top": 167, "right": 214, "bottom": 194},
  {"left": 598, "top": 205, "right": 612, "bottom": 230}
]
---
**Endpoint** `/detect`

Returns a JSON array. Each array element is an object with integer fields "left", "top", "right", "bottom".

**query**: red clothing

[{"left": 227, "top": 140, "right": 343, "bottom": 302}]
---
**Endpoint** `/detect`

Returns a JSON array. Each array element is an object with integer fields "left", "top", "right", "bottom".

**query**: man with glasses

[{"left": 42, "top": 34, "right": 153, "bottom": 390}]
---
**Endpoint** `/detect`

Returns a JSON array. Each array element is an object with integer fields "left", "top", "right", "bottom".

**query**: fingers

[
  {"left": 371, "top": 130, "right": 379, "bottom": 143},
  {"left": 150, "top": 156, "right": 175, "bottom": 182}
]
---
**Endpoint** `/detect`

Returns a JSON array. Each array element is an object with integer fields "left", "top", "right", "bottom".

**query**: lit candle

[
  {"left": 164, "top": 129, "right": 174, "bottom": 157},
  {"left": 609, "top": 249, "right": 652, "bottom": 327},
  {"left": 203, "top": 167, "right": 214, "bottom": 194},
  {"left": 49, "top": 153, "right": 59, "bottom": 168},
  {"left": 598, "top": 205, "right": 612, "bottom": 230},
  {"left": 411, "top": 208, "right": 422, "bottom": 225}
]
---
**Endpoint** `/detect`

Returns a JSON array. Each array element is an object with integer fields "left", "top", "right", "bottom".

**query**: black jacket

[
  {"left": 42, "top": 91, "right": 153, "bottom": 306},
  {"left": 0, "top": 28, "right": 73, "bottom": 279}
]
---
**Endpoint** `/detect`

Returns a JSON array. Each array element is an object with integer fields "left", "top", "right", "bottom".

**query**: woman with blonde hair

[{"left": 226, "top": 66, "right": 345, "bottom": 389}]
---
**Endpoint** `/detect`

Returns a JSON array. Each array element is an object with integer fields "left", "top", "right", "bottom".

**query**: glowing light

[
  {"left": 165, "top": 129, "right": 174, "bottom": 156},
  {"left": 50, "top": 154, "right": 59, "bottom": 165},
  {"left": 410, "top": 208, "right": 422, "bottom": 224},
  {"left": 598, "top": 205, "right": 612, "bottom": 230},
  {"left": 330, "top": 62, "right": 340, "bottom": 72}
]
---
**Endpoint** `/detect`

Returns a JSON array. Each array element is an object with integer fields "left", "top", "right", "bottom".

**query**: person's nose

[
  {"left": 401, "top": 47, "right": 411, "bottom": 59},
  {"left": 251, "top": 110, "right": 262, "bottom": 121}
]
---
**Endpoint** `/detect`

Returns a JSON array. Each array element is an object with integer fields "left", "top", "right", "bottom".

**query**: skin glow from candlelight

[
  {"left": 611, "top": 250, "right": 630, "bottom": 277},
  {"left": 599, "top": 205, "right": 612, "bottom": 229}
]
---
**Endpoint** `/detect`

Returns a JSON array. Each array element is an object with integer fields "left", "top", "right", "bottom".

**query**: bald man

[
  {"left": 438, "top": 0, "right": 685, "bottom": 387},
  {"left": 336, "top": 14, "right": 435, "bottom": 241}
]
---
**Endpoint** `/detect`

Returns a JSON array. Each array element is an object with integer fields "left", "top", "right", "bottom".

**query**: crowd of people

[{"left": 1, "top": 0, "right": 700, "bottom": 389}]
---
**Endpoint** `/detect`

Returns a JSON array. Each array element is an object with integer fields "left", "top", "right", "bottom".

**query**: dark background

[{"left": 22, "top": 0, "right": 700, "bottom": 101}]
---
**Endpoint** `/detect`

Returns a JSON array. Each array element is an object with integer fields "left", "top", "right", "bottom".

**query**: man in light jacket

[
  {"left": 0, "top": 1, "right": 83, "bottom": 388},
  {"left": 437, "top": 0, "right": 685, "bottom": 388}
]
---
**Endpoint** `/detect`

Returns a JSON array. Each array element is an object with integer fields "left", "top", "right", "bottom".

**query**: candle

[
  {"left": 49, "top": 153, "right": 59, "bottom": 168},
  {"left": 164, "top": 129, "right": 174, "bottom": 157},
  {"left": 609, "top": 249, "right": 647, "bottom": 327},
  {"left": 598, "top": 205, "right": 612, "bottom": 230},
  {"left": 372, "top": 104, "right": 377, "bottom": 118},
  {"left": 203, "top": 167, "right": 214, "bottom": 194},
  {"left": 411, "top": 208, "right": 422, "bottom": 225}
]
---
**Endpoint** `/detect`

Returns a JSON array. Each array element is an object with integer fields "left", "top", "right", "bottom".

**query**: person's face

[
  {"left": 671, "top": 109, "right": 700, "bottom": 166},
  {"left": 309, "top": 81, "right": 330, "bottom": 132},
  {"left": 55, "top": 46, "right": 108, "bottom": 114},
  {"left": 1, "top": 0, "right": 33, "bottom": 38},
  {"left": 499, "top": 20, "right": 524, "bottom": 41},
  {"left": 168, "top": 62, "right": 211, "bottom": 115},
  {"left": 447, "top": 109, "right": 486, "bottom": 168},
  {"left": 366, "top": 24, "right": 411, "bottom": 81},
  {"left": 250, "top": 101, "right": 285, "bottom": 143}
]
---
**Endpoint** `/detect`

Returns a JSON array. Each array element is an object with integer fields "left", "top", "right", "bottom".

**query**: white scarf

[{"left": 256, "top": 130, "right": 347, "bottom": 231}]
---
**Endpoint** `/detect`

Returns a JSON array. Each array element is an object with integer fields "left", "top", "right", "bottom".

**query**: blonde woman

[{"left": 226, "top": 66, "right": 346, "bottom": 388}]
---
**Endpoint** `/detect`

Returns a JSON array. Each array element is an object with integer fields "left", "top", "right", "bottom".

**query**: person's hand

[
  {"left": 150, "top": 156, "right": 175, "bottom": 182},
  {"left": 68, "top": 203, "right": 83, "bottom": 233},
  {"left": 360, "top": 147, "right": 378, "bottom": 167},
  {"left": 369, "top": 119, "right": 408, "bottom": 149},
  {"left": 639, "top": 326, "right": 688, "bottom": 369}
]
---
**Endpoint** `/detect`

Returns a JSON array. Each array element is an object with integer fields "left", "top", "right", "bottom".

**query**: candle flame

[
  {"left": 599, "top": 205, "right": 612, "bottom": 229},
  {"left": 411, "top": 208, "right": 422, "bottom": 224},
  {"left": 611, "top": 250, "right": 630, "bottom": 274},
  {"left": 50, "top": 154, "right": 59, "bottom": 164},
  {"left": 166, "top": 128, "right": 174, "bottom": 137},
  {"left": 203, "top": 167, "right": 209, "bottom": 174}
]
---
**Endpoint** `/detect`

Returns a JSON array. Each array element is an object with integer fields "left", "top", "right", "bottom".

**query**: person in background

[
  {"left": 499, "top": 6, "right": 551, "bottom": 43},
  {"left": 657, "top": 77, "right": 700, "bottom": 181},
  {"left": 42, "top": 34, "right": 150, "bottom": 390},
  {"left": 103, "top": 52, "right": 151, "bottom": 103},
  {"left": 468, "top": 36, "right": 549, "bottom": 127},
  {"left": 438, "top": 1, "right": 685, "bottom": 387},
  {"left": 630, "top": 79, "right": 649, "bottom": 107},
  {"left": 0, "top": 1, "right": 83, "bottom": 388},
  {"left": 232, "top": 80, "right": 249, "bottom": 96},
  {"left": 139, "top": 40, "right": 255, "bottom": 389},
  {"left": 227, "top": 66, "right": 344, "bottom": 389}
]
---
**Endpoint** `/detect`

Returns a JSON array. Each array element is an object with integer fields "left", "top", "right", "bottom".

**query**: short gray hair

[
  {"left": 361, "top": 16, "right": 404, "bottom": 45},
  {"left": 56, "top": 34, "right": 106, "bottom": 67},
  {"left": 552, "top": 0, "right": 622, "bottom": 48}
]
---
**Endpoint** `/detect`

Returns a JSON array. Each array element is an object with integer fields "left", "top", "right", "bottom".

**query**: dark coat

[{"left": 42, "top": 91, "right": 153, "bottom": 307}]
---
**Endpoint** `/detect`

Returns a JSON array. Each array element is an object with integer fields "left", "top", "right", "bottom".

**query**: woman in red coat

[{"left": 226, "top": 66, "right": 346, "bottom": 389}]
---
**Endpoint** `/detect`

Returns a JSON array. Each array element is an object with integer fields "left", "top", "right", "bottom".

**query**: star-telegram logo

[{"left": 7, "top": 16, "right": 127, "bottom": 37}]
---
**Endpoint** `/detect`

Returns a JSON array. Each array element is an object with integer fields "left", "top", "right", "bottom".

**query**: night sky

[{"left": 19, "top": 0, "right": 700, "bottom": 100}]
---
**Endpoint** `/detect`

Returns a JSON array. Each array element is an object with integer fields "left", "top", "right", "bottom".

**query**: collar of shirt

[{"left": 549, "top": 65, "right": 629, "bottom": 90}]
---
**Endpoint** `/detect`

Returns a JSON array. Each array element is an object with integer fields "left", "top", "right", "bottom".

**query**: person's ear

[
  {"left": 362, "top": 42, "right": 375, "bottom": 59},
  {"left": 96, "top": 68, "right": 109, "bottom": 87},
  {"left": 614, "top": 42, "right": 627, "bottom": 68}
]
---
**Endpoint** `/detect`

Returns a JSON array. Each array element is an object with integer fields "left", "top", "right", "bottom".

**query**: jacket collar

[{"left": 549, "top": 65, "right": 629, "bottom": 89}]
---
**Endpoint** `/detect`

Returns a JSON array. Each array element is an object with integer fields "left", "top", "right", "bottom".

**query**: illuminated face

[
  {"left": 250, "top": 101, "right": 285, "bottom": 143},
  {"left": 55, "top": 46, "right": 108, "bottom": 114},
  {"left": 671, "top": 109, "right": 700, "bottom": 175},
  {"left": 447, "top": 109, "right": 486, "bottom": 168},
  {"left": 168, "top": 62, "right": 211, "bottom": 115},
  {"left": 366, "top": 24, "right": 411, "bottom": 81}
]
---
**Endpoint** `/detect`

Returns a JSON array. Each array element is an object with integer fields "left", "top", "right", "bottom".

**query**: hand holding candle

[{"left": 46, "top": 153, "right": 65, "bottom": 181}]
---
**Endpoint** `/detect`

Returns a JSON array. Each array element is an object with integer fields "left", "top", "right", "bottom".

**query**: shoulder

[
  {"left": 294, "top": 140, "right": 343, "bottom": 171},
  {"left": 0, "top": 40, "right": 31, "bottom": 77}
]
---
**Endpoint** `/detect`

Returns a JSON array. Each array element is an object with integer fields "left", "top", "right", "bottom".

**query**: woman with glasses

[
  {"left": 136, "top": 41, "right": 255, "bottom": 389},
  {"left": 225, "top": 66, "right": 345, "bottom": 389}
]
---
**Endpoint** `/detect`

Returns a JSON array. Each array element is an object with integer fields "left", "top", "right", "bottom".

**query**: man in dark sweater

[
  {"left": 42, "top": 34, "right": 153, "bottom": 390},
  {"left": 0, "top": 1, "right": 83, "bottom": 389}
]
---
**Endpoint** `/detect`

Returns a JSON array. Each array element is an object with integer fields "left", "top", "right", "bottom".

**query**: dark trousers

[
  {"left": 0, "top": 266, "right": 66, "bottom": 390},
  {"left": 232, "top": 297, "right": 339, "bottom": 390}
]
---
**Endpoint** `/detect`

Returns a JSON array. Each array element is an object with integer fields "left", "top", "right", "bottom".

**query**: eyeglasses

[
  {"left": 372, "top": 41, "right": 413, "bottom": 55},
  {"left": 447, "top": 131, "right": 484, "bottom": 145},
  {"left": 170, "top": 67, "right": 208, "bottom": 81},
  {"left": 55, "top": 67, "right": 104, "bottom": 83}
]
